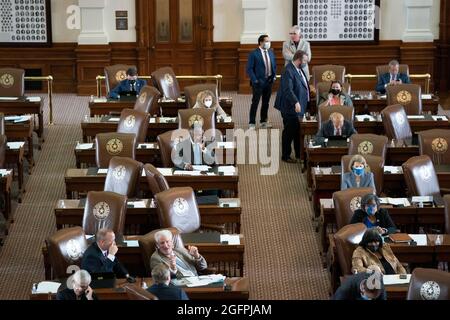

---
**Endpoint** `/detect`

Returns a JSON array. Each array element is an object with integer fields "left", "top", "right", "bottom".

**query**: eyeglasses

[{"left": 289, "top": 33, "right": 297, "bottom": 35}]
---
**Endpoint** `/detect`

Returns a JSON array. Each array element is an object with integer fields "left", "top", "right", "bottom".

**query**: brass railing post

[{"left": 24, "top": 75, "right": 54, "bottom": 125}]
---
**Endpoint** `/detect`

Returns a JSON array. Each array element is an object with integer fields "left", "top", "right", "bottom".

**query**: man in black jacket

[
  {"left": 315, "top": 112, "right": 356, "bottom": 143},
  {"left": 333, "top": 269, "right": 386, "bottom": 300},
  {"left": 147, "top": 263, "right": 189, "bottom": 300}
]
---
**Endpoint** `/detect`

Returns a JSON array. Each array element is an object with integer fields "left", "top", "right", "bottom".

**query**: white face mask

[
  {"left": 263, "top": 42, "right": 271, "bottom": 50},
  {"left": 204, "top": 100, "right": 213, "bottom": 108}
]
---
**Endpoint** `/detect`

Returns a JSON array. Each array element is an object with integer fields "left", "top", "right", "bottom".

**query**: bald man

[{"left": 315, "top": 112, "right": 356, "bottom": 143}]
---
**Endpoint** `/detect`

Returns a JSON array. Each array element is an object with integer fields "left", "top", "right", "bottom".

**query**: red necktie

[{"left": 336, "top": 128, "right": 341, "bottom": 136}]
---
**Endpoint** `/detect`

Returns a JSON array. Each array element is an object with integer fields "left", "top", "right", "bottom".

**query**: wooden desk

[
  {"left": 5, "top": 120, "right": 34, "bottom": 167},
  {"left": 64, "top": 167, "right": 239, "bottom": 199},
  {"left": 81, "top": 116, "right": 235, "bottom": 142},
  {"left": 0, "top": 170, "right": 13, "bottom": 222},
  {"left": 89, "top": 97, "right": 233, "bottom": 117},
  {"left": 42, "top": 235, "right": 245, "bottom": 279},
  {"left": 30, "top": 277, "right": 249, "bottom": 300},
  {"left": 55, "top": 198, "right": 242, "bottom": 234},
  {"left": 5, "top": 142, "right": 25, "bottom": 202},
  {"left": 0, "top": 97, "right": 44, "bottom": 142},
  {"left": 351, "top": 95, "right": 439, "bottom": 115}
]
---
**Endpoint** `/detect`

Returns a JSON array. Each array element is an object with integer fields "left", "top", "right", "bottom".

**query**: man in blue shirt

[{"left": 109, "top": 67, "right": 147, "bottom": 99}]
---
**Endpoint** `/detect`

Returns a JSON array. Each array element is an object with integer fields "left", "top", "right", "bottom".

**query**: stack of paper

[
  {"left": 220, "top": 234, "right": 240, "bottom": 245},
  {"left": 409, "top": 234, "right": 428, "bottom": 246},
  {"left": 219, "top": 198, "right": 240, "bottom": 208},
  {"left": 407, "top": 115, "right": 425, "bottom": 120},
  {"left": 221, "top": 116, "right": 232, "bottom": 123},
  {"left": 97, "top": 168, "right": 108, "bottom": 174},
  {"left": 411, "top": 196, "right": 433, "bottom": 203},
  {"left": 149, "top": 118, "right": 156, "bottom": 123},
  {"left": 27, "top": 96, "right": 42, "bottom": 102},
  {"left": 108, "top": 117, "right": 120, "bottom": 122},
  {"left": 218, "top": 166, "right": 236, "bottom": 175},
  {"left": 421, "top": 94, "right": 432, "bottom": 100},
  {"left": 172, "top": 275, "right": 226, "bottom": 288},
  {"left": 383, "top": 275, "right": 411, "bottom": 286},
  {"left": 123, "top": 240, "right": 139, "bottom": 247},
  {"left": 355, "top": 115, "right": 376, "bottom": 122},
  {"left": 192, "top": 165, "right": 211, "bottom": 171},
  {"left": 432, "top": 115, "right": 448, "bottom": 121},
  {"left": 138, "top": 143, "right": 155, "bottom": 149},
  {"left": 320, "top": 198, "right": 334, "bottom": 209},
  {"left": 35, "top": 282, "right": 61, "bottom": 294},
  {"left": 157, "top": 168, "right": 173, "bottom": 176},
  {"left": 0, "top": 97, "right": 19, "bottom": 101},
  {"left": 76, "top": 143, "right": 94, "bottom": 150},
  {"left": 173, "top": 170, "right": 202, "bottom": 176},
  {"left": 5, "top": 116, "right": 22, "bottom": 121},
  {"left": 128, "top": 200, "right": 146, "bottom": 208},
  {"left": 7, "top": 142, "right": 25, "bottom": 149},
  {"left": 93, "top": 98, "right": 108, "bottom": 103},
  {"left": 383, "top": 166, "right": 402, "bottom": 174},
  {"left": 379, "top": 198, "right": 411, "bottom": 207}
]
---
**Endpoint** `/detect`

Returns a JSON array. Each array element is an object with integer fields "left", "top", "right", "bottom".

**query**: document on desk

[
  {"left": 7, "top": 141, "right": 25, "bottom": 149},
  {"left": 35, "top": 281, "right": 61, "bottom": 294},
  {"left": 5, "top": 116, "right": 22, "bottom": 121},
  {"left": 173, "top": 170, "right": 202, "bottom": 176},
  {"left": 0, "top": 169, "right": 12, "bottom": 176},
  {"left": 218, "top": 166, "right": 236, "bottom": 174},
  {"left": 411, "top": 196, "right": 433, "bottom": 203},
  {"left": 432, "top": 115, "right": 448, "bottom": 121},
  {"left": 157, "top": 168, "right": 173, "bottom": 176},
  {"left": 219, "top": 198, "right": 240, "bottom": 208},
  {"left": 407, "top": 115, "right": 425, "bottom": 120},
  {"left": 26, "top": 96, "right": 42, "bottom": 102},
  {"left": 76, "top": 143, "right": 94, "bottom": 150},
  {"left": 159, "top": 117, "right": 177, "bottom": 123},
  {"left": 355, "top": 115, "right": 376, "bottom": 122},
  {"left": 317, "top": 167, "right": 333, "bottom": 175},
  {"left": 149, "top": 118, "right": 156, "bottom": 123},
  {"left": 108, "top": 117, "right": 120, "bottom": 122},
  {"left": 220, "top": 234, "right": 240, "bottom": 245},
  {"left": 0, "top": 97, "right": 19, "bottom": 101},
  {"left": 128, "top": 200, "right": 146, "bottom": 208},
  {"left": 320, "top": 198, "right": 334, "bottom": 209},
  {"left": 97, "top": 168, "right": 108, "bottom": 174},
  {"left": 172, "top": 275, "right": 226, "bottom": 288},
  {"left": 14, "top": 115, "right": 31, "bottom": 123},
  {"left": 379, "top": 198, "right": 411, "bottom": 207},
  {"left": 138, "top": 143, "right": 155, "bottom": 149},
  {"left": 409, "top": 234, "right": 427, "bottom": 246},
  {"left": 383, "top": 166, "right": 403, "bottom": 174},
  {"left": 222, "top": 116, "right": 232, "bottom": 123},
  {"left": 123, "top": 240, "right": 139, "bottom": 247},
  {"left": 383, "top": 275, "right": 411, "bottom": 286},
  {"left": 421, "top": 94, "right": 432, "bottom": 100}
]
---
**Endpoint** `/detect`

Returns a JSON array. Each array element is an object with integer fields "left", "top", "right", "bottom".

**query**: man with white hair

[
  {"left": 282, "top": 25, "right": 312, "bottom": 79},
  {"left": 150, "top": 229, "right": 207, "bottom": 278},
  {"left": 147, "top": 263, "right": 189, "bottom": 300},
  {"left": 375, "top": 59, "right": 411, "bottom": 94},
  {"left": 56, "top": 269, "right": 97, "bottom": 300}
]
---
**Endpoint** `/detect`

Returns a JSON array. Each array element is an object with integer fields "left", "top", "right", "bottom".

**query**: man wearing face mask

[
  {"left": 341, "top": 154, "right": 375, "bottom": 190},
  {"left": 352, "top": 228, "right": 407, "bottom": 275},
  {"left": 318, "top": 80, "right": 353, "bottom": 108},
  {"left": 315, "top": 112, "right": 357, "bottom": 143},
  {"left": 350, "top": 194, "right": 397, "bottom": 235},
  {"left": 246, "top": 34, "right": 277, "bottom": 129},
  {"left": 109, "top": 67, "right": 147, "bottom": 99},
  {"left": 333, "top": 268, "right": 386, "bottom": 300}
]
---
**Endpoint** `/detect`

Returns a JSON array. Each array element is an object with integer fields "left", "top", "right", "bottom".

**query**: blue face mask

[
  {"left": 352, "top": 167, "right": 365, "bottom": 176},
  {"left": 366, "top": 205, "right": 377, "bottom": 215}
]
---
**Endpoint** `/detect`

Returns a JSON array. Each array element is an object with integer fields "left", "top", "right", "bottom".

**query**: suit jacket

[
  {"left": 246, "top": 48, "right": 276, "bottom": 87},
  {"left": 147, "top": 283, "right": 189, "bottom": 300},
  {"left": 109, "top": 79, "right": 147, "bottom": 99},
  {"left": 56, "top": 288, "right": 98, "bottom": 300},
  {"left": 150, "top": 248, "right": 207, "bottom": 278},
  {"left": 341, "top": 171, "right": 375, "bottom": 191},
  {"left": 315, "top": 120, "right": 357, "bottom": 141},
  {"left": 332, "top": 272, "right": 386, "bottom": 300},
  {"left": 352, "top": 244, "right": 407, "bottom": 275},
  {"left": 350, "top": 208, "right": 397, "bottom": 234},
  {"left": 318, "top": 92, "right": 353, "bottom": 108},
  {"left": 375, "top": 72, "right": 411, "bottom": 94},
  {"left": 282, "top": 39, "right": 311, "bottom": 79},
  {"left": 173, "top": 138, "right": 216, "bottom": 169},
  {"left": 81, "top": 242, "right": 128, "bottom": 278},
  {"left": 274, "top": 62, "right": 309, "bottom": 118}
]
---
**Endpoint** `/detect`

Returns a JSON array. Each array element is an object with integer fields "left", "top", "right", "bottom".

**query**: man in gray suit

[
  {"left": 150, "top": 229, "right": 208, "bottom": 278},
  {"left": 282, "top": 25, "right": 312, "bottom": 80}
]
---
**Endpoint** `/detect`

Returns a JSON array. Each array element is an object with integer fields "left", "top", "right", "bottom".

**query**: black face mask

[
  {"left": 367, "top": 244, "right": 379, "bottom": 252},
  {"left": 330, "top": 89, "right": 341, "bottom": 95}
]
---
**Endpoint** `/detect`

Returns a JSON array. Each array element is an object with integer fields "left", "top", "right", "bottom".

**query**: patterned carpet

[{"left": 0, "top": 92, "right": 329, "bottom": 300}]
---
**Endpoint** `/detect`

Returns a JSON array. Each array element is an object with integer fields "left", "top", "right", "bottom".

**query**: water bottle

[
  {"left": 435, "top": 235, "right": 442, "bottom": 245},
  {"left": 150, "top": 198, "right": 156, "bottom": 208},
  {"left": 32, "top": 283, "right": 37, "bottom": 294},
  {"left": 141, "top": 281, "right": 148, "bottom": 290},
  {"left": 368, "top": 92, "right": 372, "bottom": 99}
]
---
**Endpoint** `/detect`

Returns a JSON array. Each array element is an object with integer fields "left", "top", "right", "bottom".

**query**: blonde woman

[
  {"left": 193, "top": 90, "right": 227, "bottom": 118},
  {"left": 341, "top": 154, "right": 375, "bottom": 190}
]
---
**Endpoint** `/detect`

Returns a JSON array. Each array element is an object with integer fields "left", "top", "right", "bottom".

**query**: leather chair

[
  {"left": 151, "top": 67, "right": 181, "bottom": 100},
  {"left": 143, "top": 163, "right": 170, "bottom": 196},
  {"left": 407, "top": 268, "right": 450, "bottom": 300},
  {"left": 333, "top": 187, "right": 375, "bottom": 230},
  {"left": 444, "top": 194, "right": 450, "bottom": 234},
  {"left": 0, "top": 68, "right": 25, "bottom": 97},
  {"left": 315, "top": 81, "right": 351, "bottom": 106},
  {"left": 104, "top": 156, "right": 143, "bottom": 197},
  {"left": 178, "top": 108, "right": 219, "bottom": 142},
  {"left": 157, "top": 129, "right": 190, "bottom": 167},
  {"left": 117, "top": 108, "right": 150, "bottom": 143},
  {"left": 348, "top": 134, "right": 388, "bottom": 159},
  {"left": 155, "top": 187, "right": 224, "bottom": 233},
  {"left": 311, "top": 65, "right": 346, "bottom": 87},
  {"left": 376, "top": 64, "right": 410, "bottom": 80},
  {"left": 82, "top": 191, "right": 127, "bottom": 236},
  {"left": 138, "top": 227, "right": 184, "bottom": 274},
  {"left": 45, "top": 226, "right": 88, "bottom": 279},
  {"left": 124, "top": 284, "right": 158, "bottom": 300},
  {"left": 0, "top": 135, "right": 7, "bottom": 168},
  {"left": 184, "top": 83, "right": 218, "bottom": 108},
  {"left": 386, "top": 84, "right": 422, "bottom": 115},
  {"left": 418, "top": 129, "right": 450, "bottom": 165},
  {"left": 95, "top": 132, "right": 137, "bottom": 168},
  {"left": 402, "top": 155, "right": 449, "bottom": 197},
  {"left": 341, "top": 155, "right": 384, "bottom": 195},
  {"left": 380, "top": 104, "right": 412, "bottom": 141},
  {"left": 318, "top": 105, "right": 354, "bottom": 129},
  {"left": 104, "top": 64, "right": 136, "bottom": 95},
  {"left": 134, "top": 86, "right": 161, "bottom": 116},
  {"left": 333, "top": 223, "right": 367, "bottom": 275}
]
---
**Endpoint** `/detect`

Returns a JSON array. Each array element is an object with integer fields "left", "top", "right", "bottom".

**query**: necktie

[
  {"left": 263, "top": 50, "right": 270, "bottom": 78},
  {"left": 336, "top": 127, "right": 341, "bottom": 136},
  {"left": 193, "top": 143, "right": 202, "bottom": 165}
]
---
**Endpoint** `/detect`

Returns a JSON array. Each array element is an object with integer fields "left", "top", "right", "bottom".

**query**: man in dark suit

[
  {"left": 246, "top": 34, "right": 277, "bottom": 129},
  {"left": 275, "top": 50, "right": 310, "bottom": 163},
  {"left": 375, "top": 60, "right": 411, "bottom": 94},
  {"left": 81, "top": 228, "right": 133, "bottom": 280},
  {"left": 56, "top": 270, "right": 97, "bottom": 300},
  {"left": 109, "top": 67, "right": 147, "bottom": 99},
  {"left": 147, "top": 263, "right": 189, "bottom": 300},
  {"left": 315, "top": 112, "right": 357, "bottom": 143},
  {"left": 333, "top": 270, "right": 386, "bottom": 300}
]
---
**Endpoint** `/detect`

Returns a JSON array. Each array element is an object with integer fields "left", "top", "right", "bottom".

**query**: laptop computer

[{"left": 89, "top": 272, "right": 116, "bottom": 289}]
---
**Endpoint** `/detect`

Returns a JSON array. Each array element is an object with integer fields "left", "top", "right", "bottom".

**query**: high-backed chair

[
  {"left": 315, "top": 81, "right": 351, "bottom": 106},
  {"left": 333, "top": 223, "right": 367, "bottom": 275},
  {"left": 0, "top": 135, "right": 7, "bottom": 168},
  {"left": 151, "top": 67, "right": 181, "bottom": 100},
  {"left": 386, "top": 84, "right": 422, "bottom": 115},
  {"left": 143, "top": 163, "right": 170, "bottom": 196},
  {"left": 311, "top": 65, "right": 346, "bottom": 87},
  {"left": 82, "top": 191, "right": 127, "bottom": 236},
  {"left": 124, "top": 284, "right": 159, "bottom": 300},
  {"left": 318, "top": 105, "right": 354, "bottom": 129},
  {"left": 444, "top": 195, "right": 450, "bottom": 234},
  {"left": 155, "top": 187, "right": 224, "bottom": 233},
  {"left": 178, "top": 108, "right": 218, "bottom": 141},
  {"left": 348, "top": 134, "right": 388, "bottom": 159},
  {"left": 95, "top": 133, "right": 137, "bottom": 168},
  {"left": 402, "top": 155, "right": 449, "bottom": 197},
  {"left": 407, "top": 268, "right": 450, "bottom": 300},
  {"left": 341, "top": 155, "right": 384, "bottom": 195},
  {"left": 380, "top": 104, "right": 412, "bottom": 141},
  {"left": 45, "top": 227, "right": 88, "bottom": 279},
  {"left": 0, "top": 68, "right": 25, "bottom": 97},
  {"left": 117, "top": 109, "right": 150, "bottom": 143},
  {"left": 134, "top": 86, "right": 161, "bottom": 115},
  {"left": 157, "top": 129, "right": 190, "bottom": 167},
  {"left": 418, "top": 129, "right": 450, "bottom": 166},
  {"left": 376, "top": 64, "right": 410, "bottom": 80},
  {"left": 138, "top": 227, "right": 184, "bottom": 274},
  {"left": 104, "top": 64, "right": 136, "bottom": 95},
  {"left": 184, "top": 83, "right": 218, "bottom": 108},
  {"left": 104, "top": 156, "right": 143, "bottom": 197},
  {"left": 333, "top": 187, "right": 375, "bottom": 230}
]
